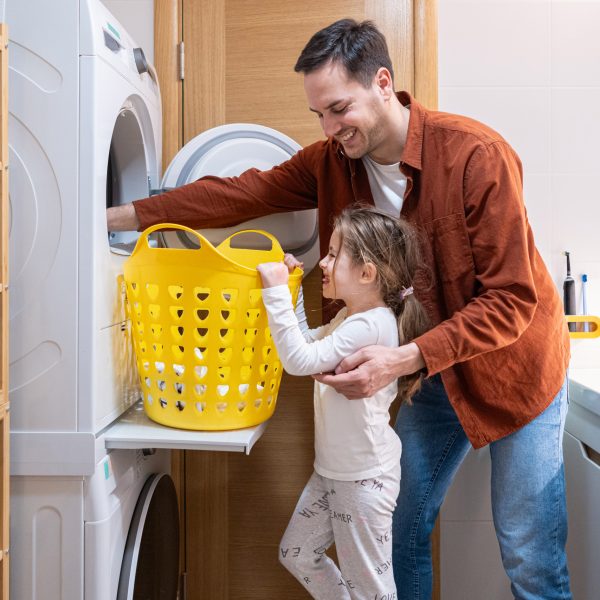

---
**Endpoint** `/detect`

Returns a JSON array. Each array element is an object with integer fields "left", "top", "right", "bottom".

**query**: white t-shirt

[
  {"left": 362, "top": 154, "right": 407, "bottom": 216},
  {"left": 261, "top": 285, "right": 401, "bottom": 481}
]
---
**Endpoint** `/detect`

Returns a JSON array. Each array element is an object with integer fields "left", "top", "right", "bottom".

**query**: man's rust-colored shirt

[{"left": 134, "top": 92, "right": 570, "bottom": 448}]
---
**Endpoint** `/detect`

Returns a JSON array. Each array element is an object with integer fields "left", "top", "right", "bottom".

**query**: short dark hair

[{"left": 294, "top": 19, "right": 394, "bottom": 87}]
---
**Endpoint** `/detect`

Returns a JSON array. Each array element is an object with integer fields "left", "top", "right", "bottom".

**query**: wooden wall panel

[
  {"left": 185, "top": 451, "right": 230, "bottom": 599},
  {"left": 225, "top": 0, "right": 364, "bottom": 147},
  {"left": 154, "top": 0, "right": 183, "bottom": 170},
  {"left": 365, "top": 0, "right": 414, "bottom": 95},
  {"left": 414, "top": 0, "right": 438, "bottom": 108},
  {"left": 183, "top": 0, "right": 226, "bottom": 138}
]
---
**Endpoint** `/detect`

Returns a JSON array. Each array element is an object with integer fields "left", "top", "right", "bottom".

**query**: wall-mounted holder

[{"left": 566, "top": 315, "right": 600, "bottom": 339}]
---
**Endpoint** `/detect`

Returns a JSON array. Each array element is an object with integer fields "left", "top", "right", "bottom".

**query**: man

[{"left": 108, "top": 19, "right": 572, "bottom": 600}]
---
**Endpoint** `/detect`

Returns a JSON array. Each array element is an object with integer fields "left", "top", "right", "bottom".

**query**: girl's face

[{"left": 319, "top": 229, "right": 362, "bottom": 302}]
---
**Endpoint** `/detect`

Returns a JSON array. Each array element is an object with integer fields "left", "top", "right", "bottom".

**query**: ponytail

[{"left": 395, "top": 290, "right": 430, "bottom": 402}]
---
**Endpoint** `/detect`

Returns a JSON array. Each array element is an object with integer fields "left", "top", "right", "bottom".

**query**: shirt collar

[
  {"left": 332, "top": 90, "right": 426, "bottom": 173},
  {"left": 397, "top": 91, "right": 425, "bottom": 171}
]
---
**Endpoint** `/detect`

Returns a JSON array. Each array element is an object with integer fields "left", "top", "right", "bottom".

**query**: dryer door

[
  {"left": 117, "top": 473, "right": 179, "bottom": 599},
  {"left": 159, "top": 123, "right": 319, "bottom": 272}
]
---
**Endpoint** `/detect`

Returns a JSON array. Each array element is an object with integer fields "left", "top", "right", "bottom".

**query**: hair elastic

[{"left": 400, "top": 286, "right": 414, "bottom": 300}]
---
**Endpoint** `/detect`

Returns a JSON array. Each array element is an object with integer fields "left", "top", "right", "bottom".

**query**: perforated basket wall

[{"left": 123, "top": 224, "right": 302, "bottom": 430}]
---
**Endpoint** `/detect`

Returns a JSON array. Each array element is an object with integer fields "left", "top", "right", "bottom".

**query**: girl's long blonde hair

[{"left": 333, "top": 204, "right": 430, "bottom": 402}]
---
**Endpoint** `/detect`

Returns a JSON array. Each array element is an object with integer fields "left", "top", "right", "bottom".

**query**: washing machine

[
  {"left": 564, "top": 369, "right": 600, "bottom": 599},
  {"left": 156, "top": 122, "right": 319, "bottom": 265},
  {"left": 11, "top": 445, "right": 177, "bottom": 600}
]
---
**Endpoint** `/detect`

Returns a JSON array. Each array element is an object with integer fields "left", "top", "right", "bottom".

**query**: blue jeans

[{"left": 392, "top": 374, "right": 571, "bottom": 600}]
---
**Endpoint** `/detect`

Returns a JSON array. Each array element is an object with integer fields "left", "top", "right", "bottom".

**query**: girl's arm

[
  {"left": 261, "top": 285, "right": 379, "bottom": 377},
  {"left": 259, "top": 257, "right": 328, "bottom": 342},
  {"left": 294, "top": 286, "right": 333, "bottom": 342}
]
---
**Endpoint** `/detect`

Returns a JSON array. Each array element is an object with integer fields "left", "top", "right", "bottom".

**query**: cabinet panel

[{"left": 0, "top": 408, "right": 8, "bottom": 600}]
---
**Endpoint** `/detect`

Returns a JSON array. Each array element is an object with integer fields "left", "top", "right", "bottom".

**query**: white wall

[
  {"left": 439, "top": 1, "right": 600, "bottom": 598},
  {"left": 101, "top": 0, "right": 154, "bottom": 64}
]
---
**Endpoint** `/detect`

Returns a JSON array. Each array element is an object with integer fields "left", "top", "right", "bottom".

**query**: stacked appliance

[{"left": 7, "top": 0, "right": 319, "bottom": 598}]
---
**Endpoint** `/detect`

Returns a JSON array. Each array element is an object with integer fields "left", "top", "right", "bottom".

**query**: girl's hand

[
  {"left": 283, "top": 253, "right": 304, "bottom": 273},
  {"left": 257, "top": 262, "right": 290, "bottom": 288}
]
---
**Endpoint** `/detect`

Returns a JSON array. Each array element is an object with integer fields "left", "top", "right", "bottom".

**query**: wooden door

[{"left": 154, "top": 2, "right": 437, "bottom": 598}]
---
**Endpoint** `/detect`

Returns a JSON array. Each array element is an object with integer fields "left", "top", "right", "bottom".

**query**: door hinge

[
  {"left": 178, "top": 41, "right": 185, "bottom": 80},
  {"left": 179, "top": 571, "right": 187, "bottom": 600}
]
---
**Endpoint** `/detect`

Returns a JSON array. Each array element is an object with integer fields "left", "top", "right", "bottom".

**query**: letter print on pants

[{"left": 279, "top": 464, "right": 400, "bottom": 600}]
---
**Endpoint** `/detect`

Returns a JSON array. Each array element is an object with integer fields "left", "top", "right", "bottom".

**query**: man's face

[{"left": 303, "top": 61, "right": 388, "bottom": 160}]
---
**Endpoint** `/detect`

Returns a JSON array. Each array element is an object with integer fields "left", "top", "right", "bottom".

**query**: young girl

[{"left": 257, "top": 205, "right": 429, "bottom": 600}]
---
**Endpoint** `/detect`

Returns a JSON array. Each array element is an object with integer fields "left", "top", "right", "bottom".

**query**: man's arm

[
  {"left": 107, "top": 203, "right": 140, "bottom": 231},
  {"left": 313, "top": 343, "right": 425, "bottom": 399},
  {"left": 106, "top": 146, "right": 320, "bottom": 232},
  {"left": 413, "top": 141, "right": 537, "bottom": 375}
]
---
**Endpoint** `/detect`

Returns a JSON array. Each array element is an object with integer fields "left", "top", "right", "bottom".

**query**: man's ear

[
  {"left": 360, "top": 262, "right": 378, "bottom": 284},
  {"left": 374, "top": 67, "right": 394, "bottom": 100}
]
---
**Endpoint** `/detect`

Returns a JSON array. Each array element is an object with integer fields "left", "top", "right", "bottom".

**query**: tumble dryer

[{"left": 8, "top": 0, "right": 161, "bottom": 445}]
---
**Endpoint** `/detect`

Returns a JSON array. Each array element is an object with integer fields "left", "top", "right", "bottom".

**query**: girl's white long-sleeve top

[{"left": 261, "top": 285, "right": 402, "bottom": 481}]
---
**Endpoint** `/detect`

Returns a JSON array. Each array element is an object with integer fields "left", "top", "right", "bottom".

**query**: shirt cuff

[
  {"left": 261, "top": 284, "right": 292, "bottom": 303},
  {"left": 413, "top": 327, "right": 456, "bottom": 376}
]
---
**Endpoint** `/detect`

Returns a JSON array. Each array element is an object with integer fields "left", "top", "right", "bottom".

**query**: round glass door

[
  {"left": 117, "top": 473, "right": 179, "bottom": 599},
  {"left": 159, "top": 123, "right": 320, "bottom": 272}
]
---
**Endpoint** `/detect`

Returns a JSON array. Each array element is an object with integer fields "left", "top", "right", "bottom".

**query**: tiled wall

[{"left": 439, "top": 1, "right": 600, "bottom": 597}]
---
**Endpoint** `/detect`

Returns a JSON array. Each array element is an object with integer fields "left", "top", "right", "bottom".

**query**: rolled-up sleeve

[{"left": 133, "top": 146, "right": 319, "bottom": 231}]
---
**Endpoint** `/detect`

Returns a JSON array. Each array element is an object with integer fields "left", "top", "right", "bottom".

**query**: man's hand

[
  {"left": 107, "top": 204, "right": 140, "bottom": 232},
  {"left": 313, "top": 343, "right": 426, "bottom": 399},
  {"left": 257, "top": 262, "right": 290, "bottom": 288}
]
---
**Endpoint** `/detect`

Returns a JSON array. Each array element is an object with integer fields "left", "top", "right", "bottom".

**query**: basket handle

[
  {"left": 217, "top": 229, "right": 285, "bottom": 261},
  {"left": 130, "top": 223, "right": 215, "bottom": 257}
]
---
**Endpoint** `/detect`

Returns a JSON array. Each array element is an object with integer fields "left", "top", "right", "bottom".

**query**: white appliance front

[
  {"left": 7, "top": 0, "right": 161, "bottom": 438},
  {"left": 78, "top": 54, "right": 161, "bottom": 434},
  {"left": 11, "top": 447, "right": 175, "bottom": 600},
  {"left": 84, "top": 448, "right": 177, "bottom": 600},
  {"left": 7, "top": 0, "right": 80, "bottom": 431}
]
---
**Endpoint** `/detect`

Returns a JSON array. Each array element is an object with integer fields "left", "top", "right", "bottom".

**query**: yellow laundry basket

[{"left": 123, "top": 224, "right": 302, "bottom": 430}]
